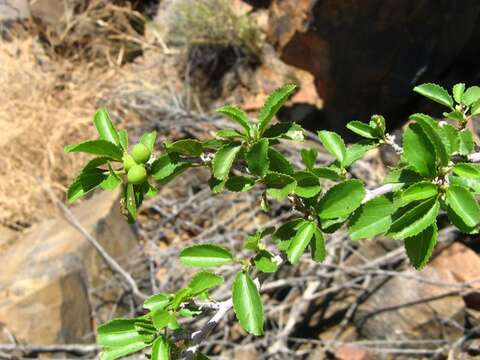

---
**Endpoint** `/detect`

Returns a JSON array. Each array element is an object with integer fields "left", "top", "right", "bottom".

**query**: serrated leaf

[
  {"left": 343, "top": 141, "right": 377, "bottom": 167},
  {"left": 463, "top": 86, "right": 480, "bottom": 106},
  {"left": 258, "top": 84, "right": 297, "bottom": 135},
  {"left": 244, "top": 227, "right": 275, "bottom": 250},
  {"left": 188, "top": 271, "right": 224, "bottom": 295},
  {"left": 94, "top": 108, "right": 120, "bottom": 145},
  {"left": 97, "top": 319, "right": 143, "bottom": 348},
  {"left": 311, "top": 165, "right": 344, "bottom": 180},
  {"left": 264, "top": 172, "right": 296, "bottom": 199},
  {"left": 410, "top": 113, "right": 448, "bottom": 166},
  {"left": 293, "top": 171, "right": 321, "bottom": 198},
  {"left": 216, "top": 129, "right": 244, "bottom": 139},
  {"left": 272, "top": 219, "right": 303, "bottom": 251},
  {"left": 268, "top": 148, "right": 294, "bottom": 175},
  {"left": 320, "top": 217, "right": 347, "bottom": 234},
  {"left": 310, "top": 226, "right": 326, "bottom": 263},
  {"left": 453, "top": 163, "right": 480, "bottom": 178},
  {"left": 453, "top": 83, "right": 465, "bottom": 104},
  {"left": 443, "top": 110, "right": 464, "bottom": 122},
  {"left": 394, "top": 181, "right": 438, "bottom": 208},
  {"left": 348, "top": 195, "right": 395, "bottom": 240},
  {"left": 413, "top": 83, "right": 453, "bottom": 108},
  {"left": 317, "top": 180, "right": 365, "bottom": 220},
  {"left": 254, "top": 250, "right": 278, "bottom": 273},
  {"left": 387, "top": 198, "right": 439, "bottom": 240},
  {"left": 143, "top": 293, "right": 170, "bottom": 312},
  {"left": 151, "top": 309, "right": 175, "bottom": 330},
  {"left": 450, "top": 175, "right": 480, "bottom": 194},
  {"left": 171, "top": 288, "right": 192, "bottom": 310},
  {"left": 287, "top": 220, "right": 315, "bottom": 264},
  {"left": 263, "top": 122, "right": 303, "bottom": 140},
  {"left": 301, "top": 148, "right": 318, "bottom": 170},
  {"left": 151, "top": 153, "right": 188, "bottom": 182},
  {"left": 317, "top": 130, "right": 347, "bottom": 165},
  {"left": 225, "top": 176, "right": 256, "bottom": 192},
  {"left": 65, "top": 140, "right": 123, "bottom": 161},
  {"left": 232, "top": 272, "right": 264, "bottom": 336},
  {"left": 405, "top": 224, "right": 437, "bottom": 270},
  {"left": 246, "top": 139, "right": 269, "bottom": 177},
  {"left": 139, "top": 131, "right": 157, "bottom": 152},
  {"left": 100, "top": 342, "right": 147, "bottom": 360},
  {"left": 212, "top": 143, "right": 242, "bottom": 180},
  {"left": 383, "top": 168, "right": 423, "bottom": 184},
  {"left": 216, "top": 105, "right": 252, "bottom": 137},
  {"left": 67, "top": 169, "right": 108, "bottom": 203},
  {"left": 446, "top": 185, "right": 480, "bottom": 228},
  {"left": 346, "top": 121, "right": 377, "bottom": 139},
  {"left": 166, "top": 139, "right": 203, "bottom": 156},
  {"left": 458, "top": 129, "right": 474, "bottom": 155},
  {"left": 151, "top": 336, "right": 170, "bottom": 360},
  {"left": 439, "top": 123, "right": 459, "bottom": 155},
  {"left": 403, "top": 123, "right": 436, "bottom": 177},
  {"left": 447, "top": 203, "right": 479, "bottom": 234},
  {"left": 180, "top": 245, "right": 234, "bottom": 268}
]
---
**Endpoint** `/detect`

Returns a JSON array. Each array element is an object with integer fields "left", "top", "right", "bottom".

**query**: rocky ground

[{"left": 1, "top": 1, "right": 480, "bottom": 359}]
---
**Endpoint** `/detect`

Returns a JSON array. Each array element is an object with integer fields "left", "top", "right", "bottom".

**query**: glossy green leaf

[
  {"left": 403, "top": 123, "right": 436, "bottom": 177},
  {"left": 405, "top": 224, "right": 437, "bottom": 270},
  {"left": 272, "top": 219, "right": 303, "bottom": 251},
  {"left": 151, "top": 336, "right": 170, "bottom": 360},
  {"left": 244, "top": 227, "right": 275, "bottom": 250},
  {"left": 453, "top": 163, "right": 480, "bottom": 178},
  {"left": 394, "top": 181, "right": 438, "bottom": 208},
  {"left": 446, "top": 185, "right": 480, "bottom": 228},
  {"left": 301, "top": 148, "right": 318, "bottom": 170},
  {"left": 216, "top": 105, "right": 252, "bottom": 137},
  {"left": 133, "top": 318, "right": 156, "bottom": 344},
  {"left": 118, "top": 129, "right": 128, "bottom": 151},
  {"left": 450, "top": 175, "right": 480, "bottom": 194},
  {"left": 188, "top": 271, "right": 224, "bottom": 295},
  {"left": 139, "top": 131, "right": 157, "bottom": 152},
  {"left": 94, "top": 108, "right": 119, "bottom": 145},
  {"left": 101, "top": 173, "right": 122, "bottom": 191},
  {"left": 65, "top": 140, "right": 123, "bottom": 161},
  {"left": 463, "top": 85, "right": 480, "bottom": 106},
  {"left": 287, "top": 220, "right": 315, "bottom": 265},
  {"left": 67, "top": 169, "right": 108, "bottom": 203},
  {"left": 264, "top": 172, "right": 296, "bottom": 199},
  {"left": 317, "top": 180, "right": 365, "bottom": 220},
  {"left": 458, "top": 129, "right": 474, "bottom": 155},
  {"left": 180, "top": 245, "right": 234, "bottom": 268},
  {"left": 167, "top": 139, "right": 203, "bottom": 156},
  {"left": 311, "top": 165, "right": 344, "bottom": 181},
  {"left": 232, "top": 272, "right": 264, "bottom": 336},
  {"left": 246, "top": 139, "right": 269, "bottom": 177},
  {"left": 453, "top": 83, "right": 465, "bottom": 104},
  {"left": 254, "top": 250, "right": 279, "bottom": 273},
  {"left": 310, "top": 226, "right": 326, "bottom": 263},
  {"left": 268, "top": 148, "right": 294, "bottom": 175},
  {"left": 97, "top": 319, "right": 143, "bottom": 348},
  {"left": 348, "top": 195, "right": 395, "bottom": 240},
  {"left": 212, "top": 143, "right": 242, "bottom": 180},
  {"left": 125, "top": 183, "right": 137, "bottom": 223},
  {"left": 225, "top": 176, "right": 256, "bottom": 192},
  {"left": 387, "top": 198, "right": 439, "bottom": 240},
  {"left": 208, "top": 177, "right": 225, "bottom": 193},
  {"left": 100, "top": 342, "right": 147, "bottom": 360},
  {"left": 439, "top": 123, "right": 459, "bottom": 155},
  {"left": 258, "top": 84, "right": 297, "bottom": 135},
  {"left": 443, "top": 110, "right": 464, "bottom": 122},
  {"left": 346, "top": 121, "right": 376, "bottom": 139},
  {"left": 151, "top": 309, "right": 175, "bottom": 330},
  {"left": 447, "top": 203, "right": 479, "bottom": 234},
  {"left": 216, "top": 129, "right": 244, "bottom": 139},
  {"left": 413, "top": 83, "right": 453, "bottom": 108},
  {"left": 383, "top": 168, "right": 422, "bottom": 184},
  {"left": 369, "top": 114, "right": 386, "bottom": 137},
  {"left": 171, "top": 288, "right": 192, "bottom": 310},
  {"left": 410, "top": 113, "right": 448, "bottom": 166},
  {"left": 343, "top": 141, "right": 377, "bottom": 167},
  {"left": 151, "top": 153, "right": 190, "bottom": 183},
  {"left": 471, "top": 99, "right": 480, "bottom": 116},
  {"left": 293, "top": 171, "right": 321, "bottom": 198},
  {"left": 317, "top": 130, "right": 347, "bottom": 165},
  {"left": 143, "top": 293, "right": 170, "bottom": 312},
  {"left": 263, "top": 122, "right": 302, "bottom": 140}
]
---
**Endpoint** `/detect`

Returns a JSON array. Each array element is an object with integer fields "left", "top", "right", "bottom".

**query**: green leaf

[
  {"left": 410, "top": 113, "right": 449, "bottom": 166},
  {"left": 447, "top": 203, "right": 479, "bottom": 234},
  {"left": 443, "top": 110, "right": 464, "bottom": 122},
  {"left": 118, "top": 129, "right": 128, "bottom": 151},
  {"left": 225, "top": 176, "right": 256, "bottom": 192},
  {"left": 343, "top": 141, "right": 377, "bottom": 167},
  {"left": 450, "top": 175, "right": 480, "bottom": 194},
  {"left": 405, "top": 224, "right": 437, "bottom": 270},
  {"left": 317, "top": 130, "right": 347, "bottom": 165},
  {"left": 151, "top": 309, "right": 175, "bottom": 330},
  {"left": 212, "top": 143, "right": 242, "bottom": 180},
  {"left": 263, "top": 122, "right": 303, "bottom": 140},
  {"left": 246, "top": 139, "right": 269, "bottom": 177},
  {"left": 439, "top": 123, "right": 459, "bottom": 155},
  {"left": 383, "top": 168, "right": 423, "bottom": 184},
  {"left": 180, "top": 244, "right": 234, "bottom": 268},
  {"left": 446, "top": 185, "right": 480, "bottom": 228},
  {"left": 413, "top": 83, "right": 453, "bottom": 108},
  {"left": 232, "top": 272, "right": 264, "bottom": 336},
  {"left": 254, "top": 250, "right": 279, "bottom": 273},
  {"left": 151, "top": 336, "right": 170, "bottom": 360},
  {"left": 264, "top": 172, "right": 296, "bottom": 199},
  {"left": 244, "top": 227, "right": 275, "bottom": 250},
  {"left": 272, "top": 219, "right": 303, "bottom": 251},
  {"left": 67, "top": 169, "right": 108, "bottom": 203},
  {"left": 216, "top": 129, "right": 244, "bottom": 139},
  {"left": 208, "top": 177, "right": 225, "bottom": 193},
  {"left": 394, "top": 181, "right": 438, "bottom": 208},
  {"left": 348, "top": 195, "right": 395, "bottom": 240},
  {"left": 166, "top": 139, "right": 203, "bottom": 156},
  {"left": 258, "top": 84, "right": 297, "bottom": 135},
  {"left": 321, "top": 217, "right": 347, "bottom": 233},
  {"left": 317, "top": 180, "right": 365, "bottom": 220},
  {"left": 293, "top": 171, "right": 321, "bottom": 198},
  {"left": 188, "top": 271, "right": 224, "bottom": 295},
  {"left": 346, "top": 121, "right": 377, "bottom": 139},
  {"left": 101, "top": 173, "right": 122, "bottom": 191},
  {"left": 453, "top": 83, "right": 465, "bottom": 104},
  {"left": 125, "top": 183, "right": 137, "bottom": 223},
  {"left": 458, "top": 129, "right": 474, "bottom": 155},
  {"left": 301, "top": 148, "right": 318, "bottom": 170},
  {"left": 97, "top": 319, "right": 144, "bottom": 348},
  {"left": 143, "top": 293, "right": 170, "bottom": 312},
  {"left": 268, "top": 148, "right": 294, "bottom": 175},
  {"left": 453, "top": 163, "right": 480, "bottom": 178},
  {"left": 100, "top": 342, "right": 147, "bottom": 360},
  {"left": 151, "top": 153, "right": 188, "bottom": 181},
  {"left": 133, "top": 318, "right": 156, "bottom": 344},
  {"left": 65, "top": 140, "right": 123, "bottom": 161},
  {"left": 140, "top": 131, "right": 157, "bottom": 153},
  {"left": 369, "top": 115, "right": 386, "bottom": 137},
  {"left": 216, "top": 105, "right": 253, "bottom": 137},
  {"left": 463, "top": 86, "right": 480, "bottom": 106},
  {"left": 94, "top": 108, "right": 120, "bottom": 145},
  {"left": 471, "top": 99, "right": 480, "bottom": 116},
  {"left": 311, "top": 165, "right": 344, "bottom": 181},
  {"left": 287, "top": 220, "right": 315, "bottom": 265},
  {"left": 310, "top": 226, "right": 326, "bottom": 263},
  {"left": 403, "top": 123, "right": 436, "bottom": 177},
  {"left": 387, "top": 198, "right": 439, "bottom": 240}
]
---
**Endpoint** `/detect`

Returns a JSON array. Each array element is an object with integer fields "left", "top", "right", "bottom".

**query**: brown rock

[
  {"left": 335, "top": 345, "right": 372, "bottom": 360},
  {"left": 0, "top": 190, "right": 139, "bottom": 344}
]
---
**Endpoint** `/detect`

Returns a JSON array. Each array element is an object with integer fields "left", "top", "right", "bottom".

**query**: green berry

[
  {"left": 132, "top": 143, "right": 151, "bottom": 164},
  {"left": 127, "top": 164, "right": 147, "bottom": 184},
  {"left": 123, "top": 153, "right": 137, "bottom": 172}
]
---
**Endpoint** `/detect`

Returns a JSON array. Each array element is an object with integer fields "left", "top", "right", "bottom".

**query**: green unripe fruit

[
  {"left": 131, "top": 143, "right": 151, "bottom": 164},
  {"left": 123, "top": 153, "right": 137, "bottom": 172},
  {"left": 127, "top": 164, "right": 147, "bottom": 184}
]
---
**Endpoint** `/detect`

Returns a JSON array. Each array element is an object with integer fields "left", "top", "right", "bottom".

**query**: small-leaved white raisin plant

[{"left": 66, "top": 82, "right": 480, "bottom": 359}]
